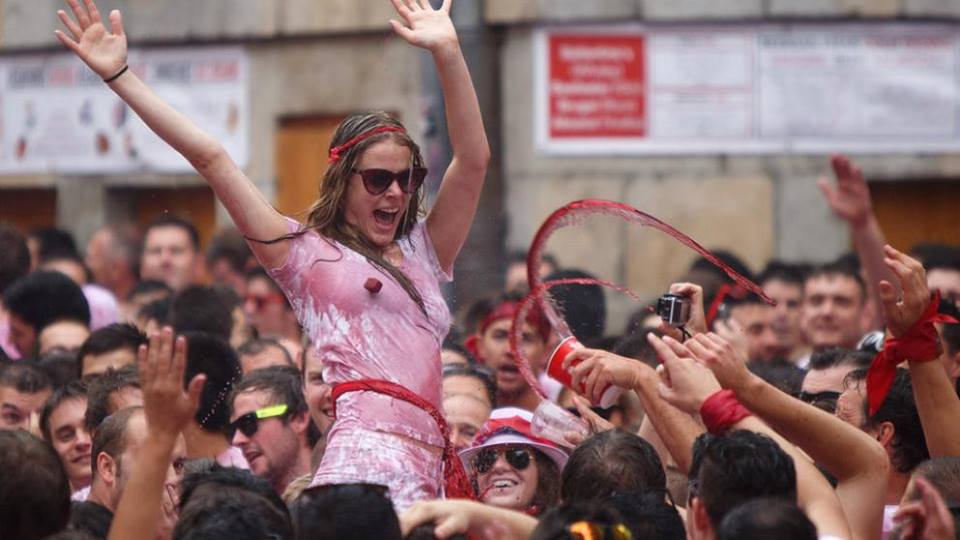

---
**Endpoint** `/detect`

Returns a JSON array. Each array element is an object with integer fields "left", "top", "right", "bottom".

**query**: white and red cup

[{"left": 546, "top": 336, "right": 623, "bottom": 408}]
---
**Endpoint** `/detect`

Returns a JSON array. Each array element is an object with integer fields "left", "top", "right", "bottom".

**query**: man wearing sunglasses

[{"left": 228, "top": 366, "right": 312, "bottom": 494}]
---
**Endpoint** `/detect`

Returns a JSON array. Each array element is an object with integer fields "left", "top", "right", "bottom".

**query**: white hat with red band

[{"left": 458, "top": 407, "right": 569, "bottom": 472}]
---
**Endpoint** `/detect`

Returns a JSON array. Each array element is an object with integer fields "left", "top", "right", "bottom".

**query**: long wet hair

[{"left": 261, "top": 112, "right": 427, "bottom": 315}]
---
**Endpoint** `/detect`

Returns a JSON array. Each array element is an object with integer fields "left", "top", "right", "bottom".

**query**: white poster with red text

[{"left": 536, "top": 23, "right": 960, "bottom": 155}]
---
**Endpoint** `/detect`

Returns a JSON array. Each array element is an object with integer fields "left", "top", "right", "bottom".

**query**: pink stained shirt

[{"left": 267, "top": 218, "right": 452, "bottom": 451}]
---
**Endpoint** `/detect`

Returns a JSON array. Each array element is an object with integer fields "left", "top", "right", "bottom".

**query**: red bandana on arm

[
  {"left": 866, "top": 292, "right": 958, "bottom": 416},
  {"left": 699, "top": 389, "right": 753, "bottom": 435}
]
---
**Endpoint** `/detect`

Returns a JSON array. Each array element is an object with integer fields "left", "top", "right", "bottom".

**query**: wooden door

[
  {"left": 0, "top": 188, "right": 57, "bottom": 233},
  {"left": 871, "top": 180, "right": 960, "bottom": 251},
  {"left": 127, "top": 186, "right": 217, "bottom": 249},
  {"left": 275, "top": 116, "right": 345, "bottom": 219}
]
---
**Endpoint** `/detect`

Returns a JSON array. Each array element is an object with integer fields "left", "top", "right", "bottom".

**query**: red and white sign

[
  {"left": 547, "top": 34, "right": 646, "bottom": 139},
  {"left": 536, "top": 23, "right": 960, "bottom": 155}
]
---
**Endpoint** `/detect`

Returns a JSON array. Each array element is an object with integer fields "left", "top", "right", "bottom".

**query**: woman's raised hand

[
  {"left": 388, "top": 0, "right": 458, "bottom": 52},
  {"left": 55, "top": 0, "right": 127, "bottom": 80}
]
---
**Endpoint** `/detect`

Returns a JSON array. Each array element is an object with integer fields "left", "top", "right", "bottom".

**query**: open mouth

[{"left": 373, "top": 209, "right": 399, "bottom": 227}]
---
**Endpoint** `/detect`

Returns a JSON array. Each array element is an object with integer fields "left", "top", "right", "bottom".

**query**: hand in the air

[
  {"left": 817, "top": 155, "right": 873, "bottom": 228},
  {"left": 55, "top": 0, "right": 127, "bottom": 80},
  {"left": 388, "top": 0, "right": 459, "bottom": 52}
]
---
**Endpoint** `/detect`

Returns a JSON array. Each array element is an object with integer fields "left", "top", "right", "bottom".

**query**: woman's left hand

[{"left": 388, "top": 0, "right": 458, "bottom": 52}]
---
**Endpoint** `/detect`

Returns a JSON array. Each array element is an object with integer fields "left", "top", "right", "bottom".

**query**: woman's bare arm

[
  {"left": 56, "top": 0, "right": 290, "bottom": 269},
  {"left": 387, "top": 0, "right": 490, "bottom": 273}
]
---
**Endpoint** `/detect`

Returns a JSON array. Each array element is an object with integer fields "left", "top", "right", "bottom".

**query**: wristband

[
  {"left": 103, "top": 65, "right": 129, "bottom": 83},
  {"left": 866, "top": 292, "right": 957, "bottom": 415},
  {"left": 699, "top": 389, "right": 752, "bottom": 435}
]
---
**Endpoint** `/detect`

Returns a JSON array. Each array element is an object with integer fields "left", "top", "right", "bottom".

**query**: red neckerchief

[
  {"left": 699, "top": 389, "right": 753, "bottom": 435},
  {"left": 331, "top": 379, "right": 476, "bottom": 500},
  {"left": 866, "top": 292, "right": 957, "bottom": 416}
]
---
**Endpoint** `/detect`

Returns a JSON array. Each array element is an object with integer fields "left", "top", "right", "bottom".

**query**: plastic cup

[
  {"left": 546, "top": 336, "right": 623, "bottom": 408},
  {"left": 531, "top": 399, "right": 589, "bottom": 448}
]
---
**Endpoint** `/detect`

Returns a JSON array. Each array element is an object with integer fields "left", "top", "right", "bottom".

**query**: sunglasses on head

[
  {"left": 353, "top": 167, "right": 427, "bottom": 196},
  {"left": 473, "top": 446, "right": 532, "bottom": 474},
  {"left": 227, "top": 404, "right": 289, "bottom": 440}
]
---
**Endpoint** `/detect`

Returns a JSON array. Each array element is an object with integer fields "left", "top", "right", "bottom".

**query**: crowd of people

[{"left": 1, "top": 0, "right": 960, "bottom": 539}]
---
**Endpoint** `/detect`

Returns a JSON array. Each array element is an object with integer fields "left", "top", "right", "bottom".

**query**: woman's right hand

[{"left": 55, "top": 0, "right": 127, "bottom": 80}]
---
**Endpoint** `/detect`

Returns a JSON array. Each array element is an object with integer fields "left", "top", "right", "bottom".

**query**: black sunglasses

[
  {"left": 473, "top": 446, "right": 532, "bottom": 474},
  {"left": 353, "top": 167, "right": 427, "bottom": 196},
  {"left": 795, "top": 390, "right": 841, "bottom": 413},
  {"left": 227, "top": 404, "right": 289, "bottom": 440}
]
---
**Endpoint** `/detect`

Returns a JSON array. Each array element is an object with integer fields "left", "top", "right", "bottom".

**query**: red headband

[
  {"left": 479, "top": 301, "right": 551, "bottom": 341},
  {"left": 328, "top": 126, "right": 405, "bottom": 164}
]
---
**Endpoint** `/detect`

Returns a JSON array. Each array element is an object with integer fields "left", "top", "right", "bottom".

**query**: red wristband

[{"left": 700, "top": 389, "right": 752, "bottom": 435}]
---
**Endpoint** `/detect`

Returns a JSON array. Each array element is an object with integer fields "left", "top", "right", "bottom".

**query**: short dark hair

[
  {"left": 911, "top": 243, "right": 960, "bottom": 271},
  {"left": 441, "top": 364, "right": 497, "bottom": 407},
  {"left": 561, "top": 430, "right": 666, "bottom": 503},
  {"left": 170, "top": 286, "right": 234, "bottom": 341},
  {"left": 184, "top": 332, "right": 242, "bottom": 432},
  {"left": 84, "top": 364, "right": 140, "bottom": 432},
  {"left": 543, "top": 268, "right": 606, "bottom": 343},
  {"left": 612, "top": 328, "right": 664, "bottom": 368},
  {"left": 90, "top": 406, "right": 142, "bottom": 477},
  {"left": 689, "top": 430, "right": 797, "bottom": 527},
  {"left": 848, "top": 368, "right": 929, "bottom": 473},
  {"left": 37, "top": 350, "right": 81, "bottom": 389},
  {"left": 67, "top": 500, "right": 114, "bottom": 539},
  {"left": 144, "top": 214, "right": 200, "bottom": 252},
  {"left": 30, "top": 227, "right": 80, "bottom": 263},
  {"left": 206, "top": 227, "right": 252, "bottom": 274},
  {"left": 230, "top": 366, "right": 319, "bottom": 447},
  {"left": 0, "top": 429, "right": 72, "bottom": 540},
  {"left": 608, "top": 490, "right": 685, "bottom": 540},
  {"left": 530, "top": 501, "right": 626, "bottom": 540},
  {"left": 0, "top": 223, "right": 30, "bottom": 292},
  {"left": 690, "top": 251, "right": 754, "bottom": 283},
  {"left": 938, "top": 301, "right": 960, "bottom": 357},
  {"left": 748, "top": 359, "right": 806, "bottom": 396},
  {"left": 718, "top": 498, "right": 816, "bottom": 540},
  {"left": 174, "top": 484, "right": 293, "bottom": 540},
  {"left": 179, "top": 464, "right": 288, "bottom": 518},
  {"left": 289, "top": 484, "right": 401, "bottom": 540},
  {"left": 3, "top": 271, "right": 91, "bottom": 343},
  {"left": 40, "top": 379, "right": 88, "bottom": 444},
  {"left": 231, "top": 366, "right": 308, "bottom": 419},
  {"left": 77, "top": 323, "right": 147, "bottom": 378},
  {"left": 808, "top": 348, "right": 873, "bottom": 371},
  {"left": 245, "top": 266, "right": 283, "bottom": 293},
  {"left": 805, "top": 260, "right": 867, "bottom": 303},
  {"left": 126, "top": 280, "right": 172, "bottom": 303},
  {"left": 137, "top": 297, "right": 171, "bottom": 327},
  {"left": 914, "top": 457, "right": 960, "bottom": 506},
  {"left": 237, "top": 338, "right": 294, "bottom": 367},
  {"left": 0, "top": 362, "right": 53, "bottom": 394},
  {"left": 757, "top": 261, "right": 808, "bottom": 288}
]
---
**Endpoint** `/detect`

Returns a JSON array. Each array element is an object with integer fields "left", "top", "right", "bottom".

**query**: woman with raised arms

[{"left": 56, "top": 0, "right": 488, "bottom": 509}]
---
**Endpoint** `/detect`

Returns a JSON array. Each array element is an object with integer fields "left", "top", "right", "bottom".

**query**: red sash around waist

[{"left": 331, "top": 379, "right": 476, "bottom": 500}]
